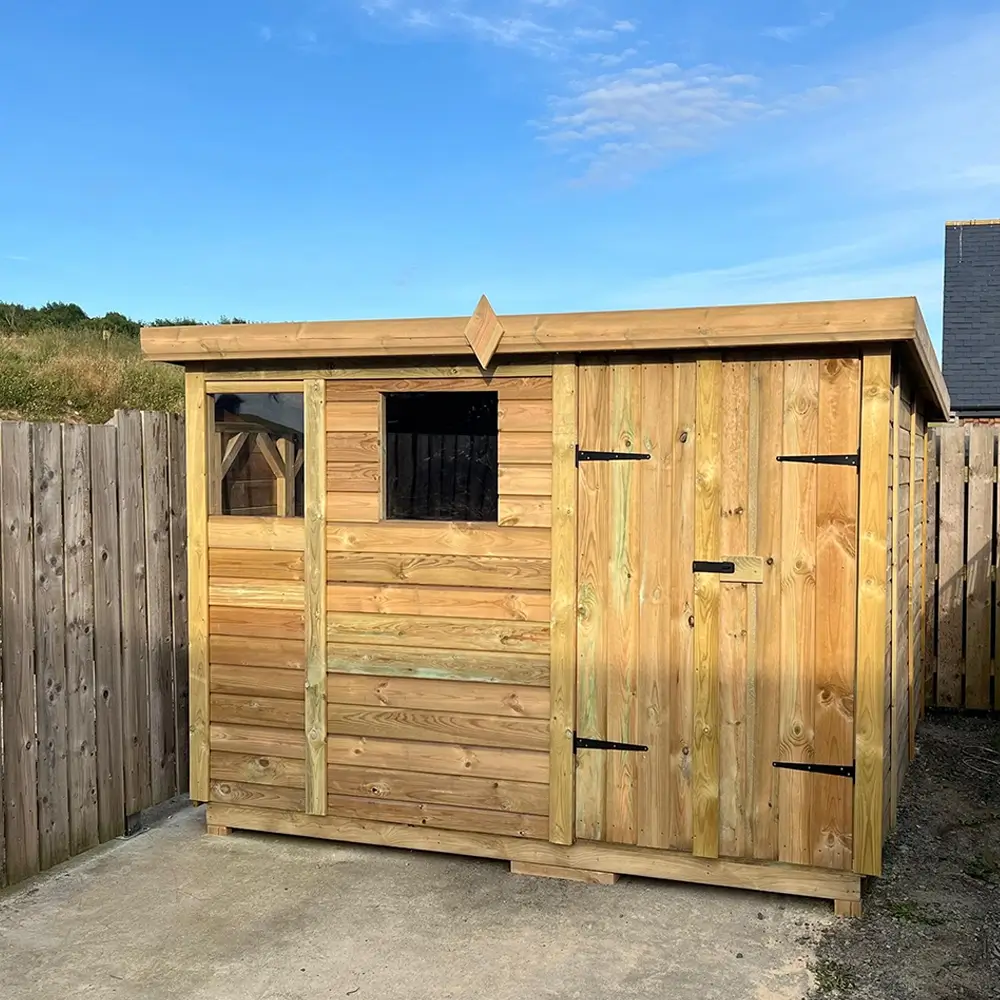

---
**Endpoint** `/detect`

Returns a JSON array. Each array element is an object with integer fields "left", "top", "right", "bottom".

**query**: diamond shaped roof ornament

[{"left": 463, "top": 295, "right": 506, "bottom": 369}]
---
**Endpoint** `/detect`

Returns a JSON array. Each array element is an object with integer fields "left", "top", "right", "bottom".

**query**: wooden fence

[
  {"left": 0, "top": 410, "right": 187, "bottom": 889},
  {"left": 926, "top": 423, "right": 1000, "bottom": 711}
]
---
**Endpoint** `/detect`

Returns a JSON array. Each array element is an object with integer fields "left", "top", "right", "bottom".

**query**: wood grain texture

[
  {"left": 498, "top": 432, "right": 553, "bottom": 465},
  {"left": 934, "top": 424, "right": 965, "bottom": 709},
  {"left": 328, "top": 582, "right": 551, "bottom": 621},
  {"left": 498, "top": 465, "right": 552, "bottom": 497},
  {"left": 889, "top": 382, "right": 903, "bottom": 831},
  {"left": 463, "top": 294, "right": 506, "bottom": 368},
  {"left": 669, "top": 363, "right": 697, "bottom": 852},
  {"left": 326, "top": 765, "right": 547, "bottom": 815},
  {"left": 211, "top": 752, "right": 305, "bottom": 787},
  {"left": 304, "top": 379, "right": 328, "bottom": 816},
  {"left": 167, "top": 415, "right": 190, "bottom": 794},
  {"left": 498, "top": 399, "right": 553, "bottom": 432},
  {"left": 751, "top": 361, "right": 783, "bottom": 862},
  {"left": 718, "top": 362, "right": 749, "bottom": 859},
  {"left": 548, "top": 360, "right": 577, "bottom": 846},
  {"left": 326, "top": 461, "right": 380, "bottom": 493},
  {"left": 327, "top": 643, "right": 550, "bottom": 686},
  {"left": 205, "top": 803, "right": 863, "bottom": 901},
  {"left": 142, "top": 296, "right": 923, "bottom": 360},
  {"left": 964, "top": 425, "right": 993, "bottom": 710},
  {"left": 636, "top": 361, "right": 672, "bottom": 850},
  {"left": 32, "top": 423, "right": 70, "bottom": 871},
  {"left": 116, "top": 410, "right": 151, "bottom": 814},
  {"left": 327, "top": 705, "right": 549, "bottom": 751},
  {"left": 142, "top": 411, "right": 177, "bottom": 804},
  {"left": 208, "top": 516, "right": 305, "bottom": 551},
  {"left": 776, "top": 361, "right": 820, "bottom": 867},
  {"left": 327, "top": 674, "right": 549, "bottom": 718},
  {"left": 210, "top": 605, "right": 305, "bottom": 639},
  {"left": 211, "top": 693, "right": 306, "bottom": 729},
  {"left": 328, "top": 522, "right": 550, "bottom": 559},
  {"left": 210, "top": 779, "right": 305, "bottom": 811},
  {"left": 210, "top": 723, "right": 306, "bottom": 759},
  {"left": 327, "top": 551, "right": 550, "bottom": 590},
  {"left": 187, "top": 376, "right": 212, "bottom": 800},
  {"left": 606, "top": 361, "right": 642, "bottom": 845},
  {"left": 811, "top": 357, "right": 859, "bottom": 871},
  {"left": 327, "top": 611, "right": 549, "bottom": 653},
  {"left": 327, "top": 492, "right": 381, "bottom": 523},
  {"left": 1, "top": 423, "right": 39, "bottom": 883},
  {"left": 575, "top": 360, "right": 609, "bottom": 841},
  {"left": 212, "top": 664, "right": 306, "bottom": 699},
  {"left": 853, "top": 352, "right": 891, "bottom": 878},
  {"left": 209, "top": 548, "right": 304, "bottom": 579},
  {"left": 326, "top": 735, "right": 549, "bottom": 784},
  {"left": 326, "top": 794, "right": 548, "bottom": 839},
  {"left": 324, "top": 372, "right": 551, "bottom": 397},
  {"left": 510, "top": 861, "right": 617, "bottom": 884},
  {"left": 208, "top": 579, "right": 305, "bottom": 609},
  {"left": 497, "top": 497, "right": 552, "bottom": 528},
  {"left": 63, "top": 425, "right": 99, "bottom": 855},
  {"left": 90, "top": 426, "right": 126, "bottom": 841},
  {"left": 693, "top": 358, "right": 722, "bottom": 860}
]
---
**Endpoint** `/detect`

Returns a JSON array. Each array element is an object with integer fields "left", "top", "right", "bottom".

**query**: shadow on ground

[{"left": 810, "top": 713, "right": 1000, "bottom": 1000}]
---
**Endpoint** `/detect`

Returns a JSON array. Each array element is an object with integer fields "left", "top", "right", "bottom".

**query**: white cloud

[
  {"left": 619, "top": 241, "right": 945, "bottom": 350},
  {"left": 612, "top": 19, "right": 637, "bottom": 32},
  {"left": 763, "top": 7, "right": 836, "bottom": 42},
  {"left": 258, "top": 24, "right": 273, "bottom": 42}
]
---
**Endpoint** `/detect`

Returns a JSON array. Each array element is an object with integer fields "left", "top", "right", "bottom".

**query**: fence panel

[
  {"left": 0, "top": 411, "right": 187, "bottom": 890},
  {"left": 927, "top": 423, "right": 998, "bottom": 712}
]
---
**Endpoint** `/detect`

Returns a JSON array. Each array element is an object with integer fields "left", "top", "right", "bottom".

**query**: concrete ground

[{"left": 0, "top": 804, "right": 834, "bottom": 1000}]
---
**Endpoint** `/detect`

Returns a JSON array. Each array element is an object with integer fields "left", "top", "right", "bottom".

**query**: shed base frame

[{"left": 205, "top": 804, "right": 862, "bottom": 908}]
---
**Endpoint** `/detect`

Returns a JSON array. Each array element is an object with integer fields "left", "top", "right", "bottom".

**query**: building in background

[{"left": 942, "top": 219, "right": 1000, "bottom": 421}]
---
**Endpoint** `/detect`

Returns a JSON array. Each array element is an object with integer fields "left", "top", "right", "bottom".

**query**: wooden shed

[{"left": 141, "top": 295, "right": 950, "bottom": 914}]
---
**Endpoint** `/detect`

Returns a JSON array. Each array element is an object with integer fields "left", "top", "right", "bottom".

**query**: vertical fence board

[
  {"left": 935, "top": 425, "right": 966, "bottom": 708},
  {"left": 965, "top": 427, "right": 994, "bottom": 710},
  {"left": 33, "top": 423, "right": 71, "bottom": 871},
  {"left": 1, "top": 422, "right": 39, "bottom": 884},
  {"left": 168, "top": 414, "right": 190, "bottom": 794},
  {"left": 91, "top": 424, "right": 126, "bottom": 842},
  {"left": 142, "top": 411, "right": 177, "bottom": 802},
  {"left": 63, "top": 424, "right": 100, "bottom": 854},
  {"left": 115, "top": 410, "right": 151, "bottom": 814},
  {"left": 926, "top": 430, "right": 939, "bottom": 705}
]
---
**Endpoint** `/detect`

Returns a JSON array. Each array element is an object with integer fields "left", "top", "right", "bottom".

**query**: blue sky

[{"left": 2, "top": 1, "right": 999, "bottom": 348}]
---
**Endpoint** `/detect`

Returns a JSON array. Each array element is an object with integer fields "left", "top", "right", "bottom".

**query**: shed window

[
  {"left": 385, "top": 392, "right": 498, "bottom": 521},
  {"left": 212, "top": 392, "right": 304, "bottom": 516}
]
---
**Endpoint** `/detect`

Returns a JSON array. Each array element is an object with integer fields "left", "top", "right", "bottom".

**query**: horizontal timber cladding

[
  {"left": 573, "top": 354, "right": 860, "bottom": 871},
  {"left": 320, "top": 370, "right": 554, "bottom": 840}
]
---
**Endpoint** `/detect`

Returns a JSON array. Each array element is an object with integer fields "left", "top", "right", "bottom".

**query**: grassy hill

[{"left": 0, "top": 301, "right": 227, "bottom": 423}]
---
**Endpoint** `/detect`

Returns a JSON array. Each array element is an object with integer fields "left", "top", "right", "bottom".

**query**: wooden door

[{"left": 574, "top": 355, "right": 860, "bottom": 870}]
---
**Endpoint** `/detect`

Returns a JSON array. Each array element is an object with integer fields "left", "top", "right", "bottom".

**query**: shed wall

[{"left": 322, "top": 372, "right": 554, "bottom": 839}]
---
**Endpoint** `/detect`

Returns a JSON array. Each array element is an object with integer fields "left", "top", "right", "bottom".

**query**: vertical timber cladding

[
  {"left": 575, "top": 354, "right": 860, "bottom": 870},
  {"left": 324, "top": 366, "right": 555, "bottom": 840}
]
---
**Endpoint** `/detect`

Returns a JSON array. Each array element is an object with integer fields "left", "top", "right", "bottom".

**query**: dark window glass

[
  {"left": 385, "top": 392, "right": 498, "bottom": 521},
  {"left": 212, "top": 392, "right": 304, "bottom": 516}
]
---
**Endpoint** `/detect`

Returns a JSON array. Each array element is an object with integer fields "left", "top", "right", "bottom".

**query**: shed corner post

[
  {"left": 304, "top": 378, "right": 328, "bottom": 816},
  {"left": 549, "top": 357, "right": 578, "bottom": 845},
  {"left": 692, "top": 356, "right": 722, "bottom": 860},
  {"left": 853, "top": 350, "right": 892, "bottom": 877},
  {"left": 184, "top": 371, "right": 210, "bottom": 804}
]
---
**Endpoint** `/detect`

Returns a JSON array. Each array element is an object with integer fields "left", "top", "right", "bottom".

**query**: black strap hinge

[
  {"left": 776, "top": 453, "right": 859, "bottom": 468},
  {"left": 576, "top": 446, "right": 651, "bottom": 466},
  {"left": 772, "top": 761, "right": 855, "bottom": 780},
  {"left": 574, "top": 734, "right": 649, "bottom": 753}
]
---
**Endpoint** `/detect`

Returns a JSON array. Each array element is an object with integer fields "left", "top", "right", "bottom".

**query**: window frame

[
  {"left": 205, "top": 380, "right": 306, "bottom": 519},
  {"left": 380, "top": 388, "right": 500, "bottom": 524}
]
